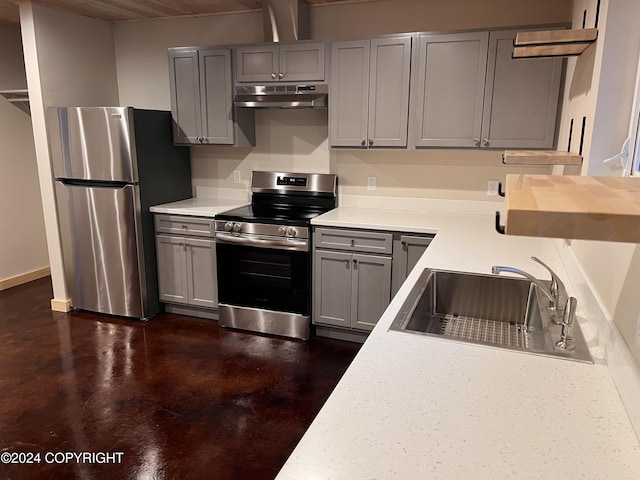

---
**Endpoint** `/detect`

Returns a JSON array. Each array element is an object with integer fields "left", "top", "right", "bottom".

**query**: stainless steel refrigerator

[{"left": 49, "top": 107, "right": 192, "bottom": 319}]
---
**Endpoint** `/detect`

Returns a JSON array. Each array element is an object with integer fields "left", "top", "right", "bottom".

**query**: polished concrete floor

[{"left": 0, "top": 278, "right": 361, "bottom": 479}]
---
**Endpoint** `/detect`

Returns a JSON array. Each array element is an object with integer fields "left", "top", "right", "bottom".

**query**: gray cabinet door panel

[
  {"left": 481, "top": 30, "right": 562, "bottom": 149},
  {"left": 168, "top": 49, "right": 201, "bottom": 145},
  {"left": 156, "top": 234, "right": 188, "bottom": 304},
  {"left": 199, "top": 49, "right": 234, "bottom": 144},
  {"left": 330, "top": 40, "right": 370, "bottom": 147},
  {"left": 235, "top": 45, "right": 278, "bottom": 82},
  {"left": 280, "top": 43, "right": 325, "bottom": 82},
  {"left": 412, "top": 32, "right": 488, "bottom": 148},
  {"left": 391, "top": 234, "right": 432, "bottom": 296},
  {"left": 186, "top": 238, "right": 217, "bottom": 308},
  {"left": 313, "top": 250, "right": 352, "bottom": 328},
  {"left": 368, "top": 36, "right": 411, "bottom": 147},
  {"left": 351, "top": 254, "right": 392, "bottom": 331}
]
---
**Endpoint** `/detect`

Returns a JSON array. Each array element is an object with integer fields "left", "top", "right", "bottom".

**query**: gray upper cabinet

[
  {"left": 481, "top": 30, "right": 563, "bottom": 149},
  {"left": 235, "top": 42, "right": 325, "bottom": 83},
  {"left": 168, "top": 47, "right": 255, "bottom": 146},
  {"left": 410, "top": 29, "right": 563, "bottom": 149},
  {"left": 330, "top": 35, "right": 412, "bottom": 148},
  {"left": 411, "top": 32, "right": 489, "bottom": 148}
]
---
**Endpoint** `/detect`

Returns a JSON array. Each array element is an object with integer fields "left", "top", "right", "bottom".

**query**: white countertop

[
  {"left": 276, "top": 206, "right": 640, "bottom": 479},
  {"left": 149, "top": 197, "right": 247, "bottom": 217}
]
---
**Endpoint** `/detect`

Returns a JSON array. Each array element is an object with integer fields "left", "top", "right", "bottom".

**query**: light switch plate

[
  {"left": 367, "top": 176, "right": 376, "bottom": 191},
  {"left": 233, "top": 170, "right": 241, "bottom": 184}
]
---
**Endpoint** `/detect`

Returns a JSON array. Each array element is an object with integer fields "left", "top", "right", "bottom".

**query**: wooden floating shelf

[
  {"left": 512, "top": 28, "right": 598, "bottom": 58},
  {"left": 502, "top": 150, "right": 583, "bottom": 166},
  {"left": 503, "top": 174, "right": 640, "bottom": 243}
]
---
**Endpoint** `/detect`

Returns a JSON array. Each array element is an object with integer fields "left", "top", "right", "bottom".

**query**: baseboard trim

[
  {"left": 50, "top": 298, "right": 72, "bottom": 312},
  {"left": 0, "top": 267, "right": 51, "bottom": 291}
]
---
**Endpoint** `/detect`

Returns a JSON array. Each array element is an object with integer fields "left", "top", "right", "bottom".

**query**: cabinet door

[
  {"left": 156, "top": 235, "right": 189, "bottom": 304},
  {"left": 392, "top": 235, "right": 432, "bottom": 296},
  {"left": 411, "top": 32, "right": 488, "bottom": 148},
  {"left": 185, "top": 238, "right": 217, "bottom": 308},
  {"left": 481, "top": 30, "right": 563, "bottom": 149},
  {"left": 235, "top": 45, "right": 279, "bottom": 82},
  {"left": 329, "top": 40, "right": 370, "bottom": 147},
  {"left": 199, "top": 48, "right": 234, "bottom": 145},
  {"left": 279, "top": 43, "right": 325, "bottom": 82},
  {"left": 368, "top": 35, "right": 412, "bottom": 148},
  {"left": 313, "top": 250, "right": 352, "bottom": 328},
  {"left": 351, "top": 254, "right": 392, "bottom": 331},
  {"left": 168, "top": 49, "right": 202, "bottom": 145}
]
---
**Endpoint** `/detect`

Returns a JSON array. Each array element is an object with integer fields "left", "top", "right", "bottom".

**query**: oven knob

[
  {"left": 287, "top": 227, "right": 297, "bottom": 237},
  {"left": 224, "top": 222, "right": 233, "bottom": 232},
  {"left": 232, "top": 222, "right": 243, "bottom": 233},
  {"left": 278, "top": 226, "right": 287, "bottom": 236}
]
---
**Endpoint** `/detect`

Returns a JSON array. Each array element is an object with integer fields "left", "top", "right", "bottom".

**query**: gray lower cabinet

[
  {"left": 410, "top": 29, "right": 563, "bottom": 149},
  {"left": 154, "top": 215, "right": 218, "bottom": 311},
  {"left": 314, "top": 228, "right": 433, "bottom": 335},
  {"left": 168, "top": 47, "right": 255, "bottom": 146},
  {"left": 391, "top": 234, "right": 433, "bottom": 296},
  {"left": 330, "top": 35, "right": 412, "bottom": 148},
  {"left": 314, "top": 249, "right": 392, "bottom": 332}
]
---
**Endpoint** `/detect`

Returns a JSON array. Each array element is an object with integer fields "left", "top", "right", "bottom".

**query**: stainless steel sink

[{"left": 389, "top": 269, "right": 593, "bottom": 363}]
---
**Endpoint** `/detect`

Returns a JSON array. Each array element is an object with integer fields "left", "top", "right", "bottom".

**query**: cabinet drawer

[
  {"left": 314, "top": 228, "right": 393, "bottom": 254},
  {"left": 154, "top": 214, "right": 215, "bottom": 238}
]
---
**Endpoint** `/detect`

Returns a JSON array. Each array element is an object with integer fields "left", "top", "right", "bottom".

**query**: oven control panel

[{"left": 277, "top": 176, "right": 307, "bottom": 187}]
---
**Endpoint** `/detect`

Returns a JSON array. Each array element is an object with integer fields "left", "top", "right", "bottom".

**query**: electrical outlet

[
  {"left": 233, "top": 170, "right": 241, "bottom": 184},
  {"left": 367, "top": 176, "right": 376, "bottom": 191},
  {"left": 487, "top": 180, "right": 499, "bottom": 196}
]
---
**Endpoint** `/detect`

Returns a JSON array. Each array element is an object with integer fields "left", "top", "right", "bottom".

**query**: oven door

[{"left": 216, "top": 234, "right": 310, "bottom": 316}]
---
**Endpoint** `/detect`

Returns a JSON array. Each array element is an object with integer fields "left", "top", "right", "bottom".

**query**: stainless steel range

[{"left": 215, "top": 171, "right": 338, "bottom": 340}]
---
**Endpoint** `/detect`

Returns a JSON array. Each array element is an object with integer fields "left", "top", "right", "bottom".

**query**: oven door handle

[{"left": 215, "top": 232, "right": 309, "bottom": 252}]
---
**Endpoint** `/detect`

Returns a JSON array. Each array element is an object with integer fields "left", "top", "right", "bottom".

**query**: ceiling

[{"left": 0, "top": 0, "right": 376, "bottom": 26}]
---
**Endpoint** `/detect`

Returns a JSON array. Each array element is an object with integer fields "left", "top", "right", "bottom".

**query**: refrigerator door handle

[{"left": 57, "top": 178, "right": 132, "bottom": 188}]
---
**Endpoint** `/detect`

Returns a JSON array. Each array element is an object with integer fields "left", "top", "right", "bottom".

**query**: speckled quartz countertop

[
  {"left": 276, "top": 206, "right": 640, "bottom": 479},
  {"left": 149, "top": 197, "right": 247, "bottom": 217}
]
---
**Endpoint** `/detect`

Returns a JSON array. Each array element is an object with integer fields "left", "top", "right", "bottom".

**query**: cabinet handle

[
  {"left": 344, "top": 258, "right": 349, "bottom": 267},
  {"left": 368, "top": 139, "right": 373, "bottom": 147},
  {"left": 473, "top": 137, "right": 480, "bottom": 146},
  {"left": 361, "top": 139, "right": 366, "bottom": 147},
  {"left": 278, "top": 72, "right": 284, "bottom": 79},
  {"left": 482, "top": 138, "right": 489, "bottom": 146},
  {"left": 401, "top": 240, "right": 407, "bottom": 250},
  {"left": 350, "top": 239, "right": 355, "bottom": 247},
  {"left": 352, "top": 258, "right": 358, "bottom": 267},
  {"left": 181, "top": 225, "right": 188, "bottom": 230},
  {"left": 271, "top": 73, "right": 277, "bottom": 79}
]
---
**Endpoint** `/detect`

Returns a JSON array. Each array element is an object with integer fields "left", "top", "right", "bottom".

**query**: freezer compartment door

[
  {"left": 56, "top": 181, "right": 147, "bottom": 318},
  {"left": 49, "top": 107, "right": 137, "bottom": 183}
]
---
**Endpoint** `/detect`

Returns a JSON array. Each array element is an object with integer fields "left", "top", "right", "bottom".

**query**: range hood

[
  {"left": 234, "top": 84, "right": 328, "bottom": 109},
  {"left": 263, "top": 0, "right": 309, "bottom": 42}
]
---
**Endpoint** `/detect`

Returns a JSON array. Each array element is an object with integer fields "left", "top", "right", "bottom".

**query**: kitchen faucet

[{"left": 491, "top": 256, "right": 568, "bottom": 324}]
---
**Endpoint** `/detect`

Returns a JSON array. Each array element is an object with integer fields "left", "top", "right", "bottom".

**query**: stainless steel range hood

[
  {"left": 234, "top": 84, "right": 328, "bottom": 109},
  {"left": 263, "top": 0, "right": 309, "bottom": 42}
]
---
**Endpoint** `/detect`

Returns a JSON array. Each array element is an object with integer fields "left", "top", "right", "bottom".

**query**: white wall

[
  {"left": 557, "top": 0, "right": 640, "bottom": 366},
  {"left": 0, "top": 25, "right": 49, "bottom": 286},
  {"left": 20, "top": 3, "right": 120, "bottom": 309},
  {"left": 113, "top": 0, "right": 571, "bottom": 200}
]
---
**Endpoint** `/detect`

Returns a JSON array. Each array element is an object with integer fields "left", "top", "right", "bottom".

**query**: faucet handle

[{"left": 530, "top": 256, "right": 565, "bottom": 300}]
